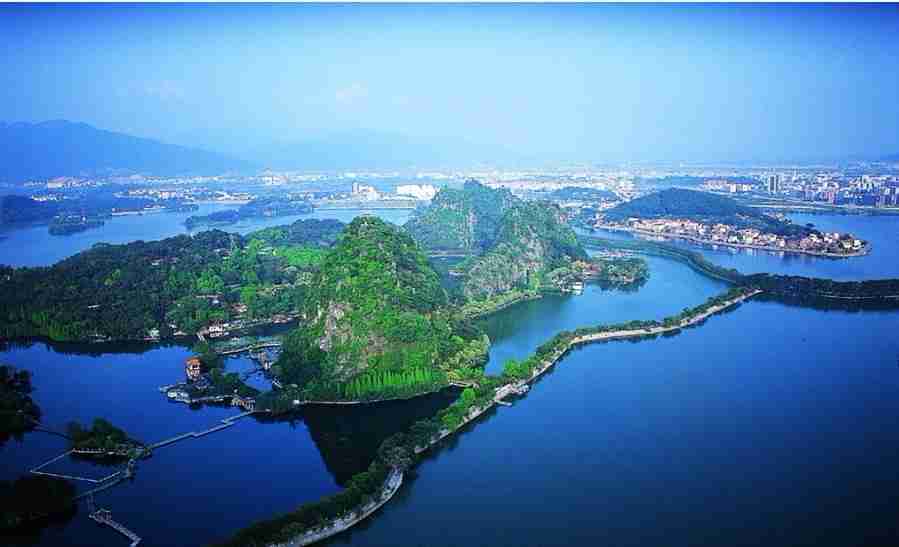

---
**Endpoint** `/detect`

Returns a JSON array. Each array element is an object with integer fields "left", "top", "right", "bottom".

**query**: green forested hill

[
  {"left": 604, "top": 188, "right": 811, "bottom": 236},
  {"left": 0, "top": 219, "right": 345, "bottom": 341},
  {"left": 462, "top": 201, "right": 587, "bottom": 299},
  {"left": 404, "top": 180, "right": 518, "bottom": 252},
  {"left": 405, "top": 181, "right": 587, "bottom": 300},
  {"left": 275, "top": 216, "right": 488, "bottom": 401}
]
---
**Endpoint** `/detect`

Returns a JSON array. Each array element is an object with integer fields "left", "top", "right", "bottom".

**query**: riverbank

[
  {"left": 269, "top": 468, "right": 404, "bottom": 547},
  {"left": 416, "top": 288, "right": 762, "bottom": 456},
  {"left": 595, "top": 224, "right": 870, "bottom": 259},
  {"left": 459, "top": 289, "right": 543, "bottom": 320},
  {"left": 214, "top": 286, "right": 761, "bottom": 547}
]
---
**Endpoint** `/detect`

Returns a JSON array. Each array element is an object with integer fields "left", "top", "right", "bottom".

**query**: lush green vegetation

[
  {"left": 242, "top": 218, "right": 345, "bottom": 248},
  {"left": 48, "top": 216, "right": 105, "bottom": 236},
  {"left": 217, "top": 285, "right": 759, "bottom": 547},
  {"left": 0, "top": 365, "right": 40, "bottom": 446},
  {"left": 604, "top": 188, "right": 813, "bottom": 237},
  {"left": 404, "top": 180, "right": 518, "bottom": 252},
  {"left": 579, "top": 234, "right": 744, "bottom": 284},
  {"left": 581, "top": 233, "right": 899, "bottom": 309},
  {"left": 66, "top": 418, "right": 141, "bottom": 452},
  {"left": 0, "top": 219, "right": 346, "bottom": 342},
  {"left": 457, "top": 197, "right": 588, "bottom": 300},
  {"left": 0, "top": 475, "right": 75, "bottom": 531},
  {"left": 588, "top": 257, "right": 650, "bottom": 288},
  {"left": 458, "top": 288, "right": 541, "bottom": 319},
  {"left": 743, "top": 273, "right": 899, "bottom": 309},
  {"left": 184, "top": 197, "right": 313, "bottom": 228},
  {"left": 272, "top": 217, "right": 483, "bottom": 402},
  {"left": 211, "top": 461, "right": 392, "bottom": 547}
]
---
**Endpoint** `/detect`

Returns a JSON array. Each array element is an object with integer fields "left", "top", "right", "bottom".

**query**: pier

[
  {"left": 87, "top": 496, "right": 141, "bottom": 546},
  {"left": 216, "top": 341, "right": 282, "bottom": 356},
  {"left": 30, "top": 450, "right": 124, "bottom": 484},
  {"left": 148, "top": 410, "right": 262, "bottom": 450}
]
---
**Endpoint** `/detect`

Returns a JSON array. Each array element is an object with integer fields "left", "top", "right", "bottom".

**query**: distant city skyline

[{"left": 3, "top": 4, "right": 899, "bottom": 166}]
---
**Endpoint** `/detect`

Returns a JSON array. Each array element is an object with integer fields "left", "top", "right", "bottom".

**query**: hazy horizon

[{"left": 3, "top": 3, "right": 899, "bottom": 166}]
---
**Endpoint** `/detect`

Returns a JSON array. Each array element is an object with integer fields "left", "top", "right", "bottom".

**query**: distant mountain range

[{"left": 0, "top": 120, "right": 254, "bottom": 183}]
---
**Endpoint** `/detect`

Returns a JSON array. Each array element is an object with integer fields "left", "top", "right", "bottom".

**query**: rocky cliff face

[
  {"left": 404, "top": 180, "right": 518, "bottom": 252},
  {"left": 461, "top": 202, "right": 587, "bottom": 300},
  {"left": 277, "top": 216, "right": 455, "bottom": 390}
]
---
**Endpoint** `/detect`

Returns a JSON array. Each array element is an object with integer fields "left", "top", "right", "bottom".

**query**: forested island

[
  {"left": 67, "top": 418, "right": 144, "bottom": 458},
  {"left": 0, "top": 218, "right": 344, "bottom": 342},
  {"left": 184, "top": 197, "right": 313, "bottom": 229},
  {"left": 0, "top": 365, "right": 40, "bottom": 446},
  {"left": 48, "top": 214, "right": 105, "bottom": 236},
  {"left": 0, "top": 193, "right": 198, "bottom": 228},
  {"left": 1, "top": 366, "right": 77, "bottom": 532},
  {"left": 0, "top": 474, "right": 76, "bottom": 532}
]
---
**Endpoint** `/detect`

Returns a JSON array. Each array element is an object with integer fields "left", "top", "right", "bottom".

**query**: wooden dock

[
  {"left": 148, "top": 410, "right": 263, "bottom": 450},
  {"left": 89, "top": 507, "right": 141, "bottom": 546}
]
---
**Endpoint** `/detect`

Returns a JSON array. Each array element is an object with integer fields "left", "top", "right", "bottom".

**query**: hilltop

[
  {"left": 404, "top": 180, "right": 518, "bottom": 252},
  {"left": 604, "top": 188, "right": 811, "bottom": 236},
  {"left": 405, "top": 182, "right": 588, "bottom": 300},
  {"left": 274, "top": 216, "right": 488, "bottom": 402}
]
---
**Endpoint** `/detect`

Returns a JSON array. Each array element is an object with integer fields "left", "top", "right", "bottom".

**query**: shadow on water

[{"left": 275, "top": 389, "right": 461, "bottom": 486}]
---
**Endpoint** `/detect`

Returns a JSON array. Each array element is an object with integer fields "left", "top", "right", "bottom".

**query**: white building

[{"left": 396, "top": 184, "right": 438, "bottom": 200}]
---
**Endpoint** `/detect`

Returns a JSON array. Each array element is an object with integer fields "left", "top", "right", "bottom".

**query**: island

[
  {"left": 594, "top": 188, "right": 868, "bottom": 257},
  {"left": 48, "top": 213, "right": 105, "bottom": 236},
  {"left": 185, "top": 197, "right": 314, "bottom": 229},
  {"left": 0, "top": 364, "right": 41, "bottom": 446},
  {"left": 0, "top": 218, "right": 344, "bottom": 342},
  {"left": 0, "top": 474, "right": 76, "bottom": 532},
  {"left": 66, "top": 418, "right": 145, "bottom": 459}
]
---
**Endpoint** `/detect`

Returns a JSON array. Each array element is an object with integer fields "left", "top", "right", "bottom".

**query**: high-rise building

[{"left": 766, "top": 174, "right": 780, "bottom": 194}]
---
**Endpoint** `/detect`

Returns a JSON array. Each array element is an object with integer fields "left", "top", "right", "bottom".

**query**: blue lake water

[
  {"left": 339, "top": 300, "right": 899, "bottom": 547},
  {"left": 0, "top": 206, "right": 412, "bottom": 268},
  {"left": 2, "top": 211, "right": 898, "bottom": 546},
  {"left": 598, "top": 213, "right": 899, "bottom": 281}
]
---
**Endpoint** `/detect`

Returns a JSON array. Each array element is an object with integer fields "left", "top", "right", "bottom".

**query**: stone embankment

[
  {"left": 416, "top": 289, "right": 762, "bottom": 456},
  {"left": 268, "top": 289, "right": 760, "bottom": 547},
  {"left": 268, "top": 468, "right": 404, "bottom": 547}
]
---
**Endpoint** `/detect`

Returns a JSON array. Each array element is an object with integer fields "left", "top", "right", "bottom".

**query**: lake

[
  {"left": 0, "top": 205, "right": 412, "bottom": 268},
  {"left": 596, "top": 212, "right": 899, "bottom": 281},
  {"left": 2, "top": 210, "right": 898, "bottom": 546},
  {"left": 336, "top": 300, "right": 899, "bottom": 547}
]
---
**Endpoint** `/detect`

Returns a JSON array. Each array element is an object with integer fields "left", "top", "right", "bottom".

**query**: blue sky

[{"left": 2, "top": 3, "right": 898, "bottom": 164}]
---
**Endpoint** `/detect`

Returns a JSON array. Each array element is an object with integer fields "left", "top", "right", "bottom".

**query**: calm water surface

[
  {"left": 599, "top": 212, "right": 899, "bottom": 281},
  {"left": 0, "top": 206, "right": 412, "bottom": 268},
  {"left": 2, "top": 211, "right": 897, "bottom": 546},
  {"left": 338, "top": 301, "right": 899, "bottom": 547}
]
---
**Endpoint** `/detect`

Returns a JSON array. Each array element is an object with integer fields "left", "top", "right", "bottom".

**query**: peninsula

[{"left": 594, "top": 189, "right": 868, "bottom": 257}]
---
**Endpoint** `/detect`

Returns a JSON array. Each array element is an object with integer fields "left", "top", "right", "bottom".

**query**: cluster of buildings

[
  {"left": 609, "top": 217, "right": 866, "bottom": 256},
  {"left": 704, "top": 171, "right": 899, "bottom": 209}
]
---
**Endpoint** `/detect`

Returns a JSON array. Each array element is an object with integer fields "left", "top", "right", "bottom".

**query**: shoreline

[
  {"left": 269, "top": 468, "right": 404, "bottom": 547},
  {"left": 216, "top": 288, "right": 762, "bottom": 547},
  {"left": 595, "top": 224, "right": 870, "bottom": 259},
  {"left": 415, "top": 288, "right": 762, "bottom": 455}
]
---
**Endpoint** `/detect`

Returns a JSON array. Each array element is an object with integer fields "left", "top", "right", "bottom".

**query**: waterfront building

[{"left": 185, "top": 357, "right": 202, "bottom": 381}]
